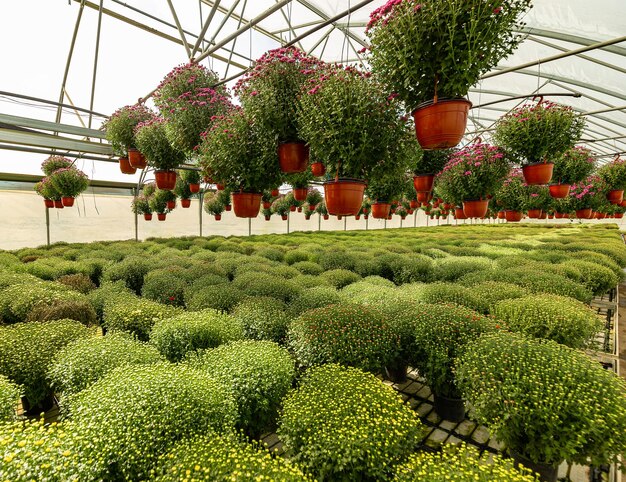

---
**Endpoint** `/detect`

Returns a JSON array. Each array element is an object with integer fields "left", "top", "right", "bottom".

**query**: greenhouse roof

[{"left": 0, "top": 0, "right": 625, "bottom": 183}]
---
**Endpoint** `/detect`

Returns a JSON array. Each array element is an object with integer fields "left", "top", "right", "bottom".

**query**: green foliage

[
  {"left": 288, "top": 304, "right": 398, "bottom": 372},
  {"left": 492, "top": 294, "right": 603, "bottom": 348},
  {"left": 142, "top": 269, "right": 189, "bottom": 306},
  {"left": 292, "top": 261, "right": 323, "bottom": 275},
  {"left": 186, "top": 340, "right": 294, "bottom": 436},
  {"left": 552, "top": 146, "right": 596, "bottom": 185},
  {"left": 103, "top": 296, "right": 181, "bottom": 341},
  {"left": 150, "top": 309, "right": 243, "bottom": 362},
  {"left": 87, "top": 281, "right": 134, "bottom": 322},
  {"left": 466, "top": 281, "right": 529, "bottom": 312},
  {"left": 598, "top": 156, "right": 626, "bottom": 190},
  {"left": 48, "top": 332, "right": 163, "bottom": 397},
  {"left": 287, "top": 286, "right": 342, "bottom": 317},
  {"left": 68, "top": 363, "right": 238, "bottom": 480},
  {"left": 278, "top": 364, "right": 422, "bottom": 481},
  {"left": 433, "top": 256, "right": 493, "bottom": 281},
  {"left": 56, "top": 273, "right": 96, "bottom": 293},
  {"left": 414, "top": 282, "right": 488, "bottom": 314},
  {"left": 203, "top": 191, "right": 225, "bottom": 216},
  {"left": 561, "top": 259, "right": 618, "bottom": 295},
  {"left": 318, "top": 250, "right": 357, "bottom": 271},
  {"left": 102, "top": 255, "right": 154, "bottom": 294},
  {"left": 185, "top": 284, "right": 247, "bottom": 313},
  {"left": 135, "top": 118, "right": 186, "bottom": 171},
  {"left": 102, "top": 104, "right": 155, "bottom": 155},
  {"left": 0, "top": 376, "right": 18, "bottom": 422},
  {"left": 41, "top": 155, "right": 73, "bottom": 176},
  {"left": 232, "top": 272, "right": 301, "bottom": 302},
  {"left": 0, "top": 319, "right": 91, "bottom": 407},
  {"left": 457, "top": 332, "right": 626, "bottom": 468},
  {"left": 26, "top": 298, "right": 97, "bottom": 326},
  {"left": 413, "top": 149, "right": 452, "bottom": 176},
  {"left": 49, "top": 167, "right": 89, "bottom": 198},
  {"left": 232, "top": 297, "right": 290, "bottom": 343},
  {"left": 319, "top": 268, "right": 360, "bottom": 288}
]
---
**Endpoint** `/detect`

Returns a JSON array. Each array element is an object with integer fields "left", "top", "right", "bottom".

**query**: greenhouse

[{"left": 0, "top": 1, "right": 625, "bottom": 481}]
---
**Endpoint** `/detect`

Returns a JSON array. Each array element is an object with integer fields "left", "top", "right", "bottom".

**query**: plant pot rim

[
  {"left": 463, "top": 198, "right": 488, "bottom": 202},
  {"left": 154, "top": 169, "right": 175, "bottom": 173},
  {"left": 323, "top": 178, "right": 367, "bottom": 185},
  {"left": 523, "top": 160, "right": 554, "bottom": 167},
  {"left": 373, "top": 201, "right": 391, "bottom": 205},
  {"left": 509, "top": 449, "right": 560, "bottom": 469},
  {"left": 232, "top": 190, "right": 262, "bottom": 195},
  {"left": 279, "top": 139, "right": 306, "bottom": 145},
  {"left": 412, "top": 97, "right": 472, "bottom": 113},
  {"left": 127, "top": 147, "right": 139, "bottom": 152},
  {"left": 413, "top": 173, "right": 435, "bottom": 177}
]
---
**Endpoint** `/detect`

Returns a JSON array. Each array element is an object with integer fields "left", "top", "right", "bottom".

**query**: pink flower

[
  {"left": 464, "top": 171, "right": 472, "bottom": 176},
  {"left": 474, "top": 162, "right": 481, "bottom": 166},
  {"left": 493, "top": 6, "right": 502, "bottom": 14}
]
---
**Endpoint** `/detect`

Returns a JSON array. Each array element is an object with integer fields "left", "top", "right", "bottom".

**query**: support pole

[
  {"left": 344, "top": 217, "right": 347, "bottom": 231},
  {"left": 248, "top": 217, "right": 251, "bottom": 236},
  {"left": 45, "top": 206, "right": 51, "bottom": 247},
  {"left": 287, "top": 212, "right": 290, "bottom": 234},
  {"left": 365, "top": 216, "right": 368, "bottom": 231},
  {"left": 318, "top": 213, "right": 321, "bottom": 231},
  {"left": 384, "top": 219, "right": 387, "bottom": 229},
  {"left": 191, "top": 0, "right": 222, "bottom": 58},
  {"left": 199, "top": 191, "right": 204, "bottom": 236},
  {"left": 166, "top": 0, "right": 192, "bottom": 58},
  {"left": 87, "top": 0, "right": 104, "bottom": 129}
]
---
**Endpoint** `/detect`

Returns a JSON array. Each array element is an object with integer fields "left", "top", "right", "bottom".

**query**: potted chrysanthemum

[
  {"left": 271, "top": 196, "right": 291, "bottom": 221},
  {"left": 496, "top": 169, "right": 526, "bottom": 222},
  {"left": 48, "top": 167, "right": 89, "bottom": 207},
  {"left": 306, "top": 189, "right": 323, "bottom": 212},
  {"left": 41, "top": 155, "right": 73, "bottom": 176},
  {"left": 549, "top": 146, "right": 596, "bottom": 198},
  {"left": 366, "top": 0, "right": 532, "bottom": 149},
  {"left": 173, "top": 177, "right": 193, "bottom": 208},
  {"left": 34, "top": 177, "right": 61, "bottom": 208},
  {"left": 434, "top": 142, "right": 510, "bottom": 218},
  {"left": 203, "top": 192, "right": 225, "bottom": 221},
  {"left": 179, "top": 169, "right": 202, "bottom": 194},
  {"left": 569, "top": 175, "right": 606, "bottom": 219},
  {"left": 523, "top": 184, "right": 551, "bottom": 218},
  {"left": 149, "top": 189, "right": 171, "bottom": 221},
  {"left": 315, "top": 200, "right": 329, "bottom": 220},
  {"left": 297, "top": 65, "right": 406, "bottom": 216},
  {"left": 197, "top": 109, "right": 280, "bottom": 218},
  {"left": 598, "top": 155, "right": 626, "bottom": 204},
  {"left": 102, "top": 104, "right": 155, "bottom": 170},
  {"left": 132, "top": 195, "right": 153, "bottom": 221},
  {"left": 135, "top": 118, "right": 186, "bottom": 190},
  {"left": 413, "top": 148, "right": 452, "bottom": 198},
  {"left": 153, "top": 62, "right": 232, "bottom": 155},
  {"left": 285, "top": 170, "right": 312, "bottom": 201},
  {"left": 235, "top": 47, "right": 326, "bottom": 173},
  {"left": 494, "top": 100, "right": 585, "bottom": 185}
]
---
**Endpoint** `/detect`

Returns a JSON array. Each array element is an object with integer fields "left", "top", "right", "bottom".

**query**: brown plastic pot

[
  {"left": 539, "top": 211, "right": 548, "bottom": 219},
  {"left": 265, "top": 215, "right": 271, "bottom": 221},
  {"left": 189, "top": 183, "right": 200, "bottom": 194},
  {"left": 128, "top": 148, "right": 147, "bottom": 169},
  {"left": 232, "top": 192, "right": 262, "bottom": 218},
  {"left": 409, "top": 200, "right": 419, "bottom": 209},
  {"left": 511, "top": 451, "right": 559, "bottom": 482},
  {"left": 61, "top": 196, "right": 75, "bottom": 207},
  {"left": 54, "top": 200, "right": 64, "bottom": 209},
  {"left": 555, "top": 212, "right": 564, "bottom": 219},
  {"left": 119, "top": 157, "right": 136, "bottom": 175},
  {"left": 44, "top": 199, "right": 54, "bottom": 208},
  {"left": 549, "top": 183, "right": 570, "bottom": 198},
  {"left": 497, "top": 211, "right": 505, "bottom": 219},
  {"left": 607, "top": 189, "right": 624, "bottom": 204},
  {"left": 278, "top": 142, "right": 309, "bottom": 173},
  {"left": 214, "top": 214, "right": 222, "bottom": 221},
  {"left": 454, "top": 207, "right": 467, "bottom": 220},
  {"left": 166, "top": 200, "right": 176, "bottom": 210},
  {"left": 157, "top": 213, "right": 167, "bottom": 221},
  {"left": 216, "top": 183, "right": 226, "bottom": 191},
  {"left": 281, "top": 214, "right": 288, "bottom": 221},
  {"left": 371, "top": 202, "right": 391, "bottom": 219},
  {"left": 155, "top": 170, "right": 177, "bottom": 190},
  {"left": 527, "top": 209, "right": 542, "bottom": 218},
  {"left": 294, "top": 187, "right": 308, "bottom": 201},
  {"left": 323, "top": 178, "right": 366, "bottom": 216},
  {"left": 225, "top": 204, "right": 232, "bottom": 212},
  {"left": 413, "top": 174, "right": 435, "bottom": 193},
  {"left": 263, "top": 201, "right": 271, "bottom": 209},
  {"left": 433, "top": 393, "right": 465, "bottom": 422},
  {"left": 412, "top": 98, "right": 472, "bottom": 149},
  {"left": 505, "top": 210, "right": 523, "bottom": 222},
  {"left": 311, "top": 162, "right": 326, "bottom": 177},
  {"left": 576, "top": 208, "right": 592, "bottom": 219},
  {"left": 181, "top": 199, "right": 191, "bottom": 208},
  {"left": 143, "top": 213, "right": 153, "bottom": 221},
  {"left": 323, "top": 214, "right": 329, "bottom": 220},
  {"left": 417, "top": 191, "right": 432, "bottom": 203},
  {"left": 462, "top": 199, "right": 488, "bottom": 218},
  {"left": 522, "top": 162, "right": 554, "bottom": 185},
  {"left": 289, "top": 205, "right": 296, "bottom": 212},
  {"left": 271, "top": 189, "right": 279, "bottom": 197}
]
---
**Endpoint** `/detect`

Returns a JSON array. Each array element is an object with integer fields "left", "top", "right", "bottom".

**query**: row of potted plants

[{"left": 34, "top": 156, "right": 89, "bottom": 208}]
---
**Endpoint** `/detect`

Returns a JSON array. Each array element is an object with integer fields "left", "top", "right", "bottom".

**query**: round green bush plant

[
  {"left": 287, "top": 286, "right": 342, "bottom": 317},
  {"left": 186, "top": 340, "right": 294, "bottom": 437},
  {"left": 466, "top": 281, "right": 529, "bottom": 312},
  {"left": 319, "top": 268, "right": 360, "bottom": 289},
  {"left": 414, "top": 282, "right": 488, "bottom": 314},
  {"left": 456, "top": 332, "right": 626, "bottom": 470},
  {"left": 278, "top": 364, "right": 422, "bottom": 481},
  {"left": 232, "top": 296, "right": 290, "bottom": 343},
  {"left": 48, "top": 332, "right": 163, "bottom": 397},
  {"left": 231, "top": 272, "right": 301, "bottom": 302},
  {"left": 288, "top": 304, "right": 397, "bottom": 372},
  {"left": 25, "top": 297, "right": 97, "bottom": 326},
  {"left": 141, "top": 269, "right": 189, "bottom": 306},
  {"left": 68, "top": 363, "right": 238, "bottom": 480},
  {"left": 0, "top": 375, "right": 19, "bottom": 422},
  {"left": 103, "top": 296, "right": 181, "bottom": 341},
  {"left": 492, "top": 294, "right": 603, "bottom": 348},
  {"left": 185, "top": 284, "right": 247, "bottom": 313},
  {"left": 150, "top": 309, "right": 244, "bottom": 362}
]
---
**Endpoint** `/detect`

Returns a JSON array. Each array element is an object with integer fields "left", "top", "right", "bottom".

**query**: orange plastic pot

[
  {"left": 413, "top": 174, "right": 435, "bottom": 193},
  {"left": 143, "top": 213, "right": 152, "bottom": 221},
  {"left": 189, "top": 183, "right": 200, "bottom": 194},
  {"left": 278, "top": 142, "right": 309, "bottom": 173},
  {"left": 54, "top": 200, "right": 64, "bottom": 209},
  {"left": 128, "top": 148, "right": 147, "bottom": 169},
  {"left": 417, "top": 191, "right": 432, "bottom": 203},
  {"left": 281, "top": 214, "right": 288, "bottom": 221},
  {"left": 181, "top": 199, "right": 191, "bottom": 208},
  {"left": 155, "top": 170, "right": 177, "bottom": 190},
  {"left": 297, "top": 206, "right": 303, "bottom": 212},
  {"left": 355, "top": 215, "right": 361, "bottom": 220},
  {"left": 607, "top": 189, "right": 624, "bottom": 204},
  {"left": 294, "top": 187, "right": 308, "bottom": 201},
  {"left": 455, "top": 207, "right": 467, "bottom": 220},
  {"left": 555, "top": 212, "right": 564, "bottom": 219},
  {"left": 621, "top": 200, "right": 626, "bottom": 208},
  {"left": 549, "top": 183, "right": 570, "bottom": 198},
  {"left": 216, "top": 184, "right": 226, "bottom": 191},
  {"left": 44, "top": 199, "right": 54, "bottom": 208},
  {"left": 224, "top": 205, "right": 231, "bottom": 212},
  {"left": 410, "top": 200, "right": 419, "bottom": 209},
  {"left": 232, "top": 192, "right": 262, "bottom": 218},
  {"left": 323, "top": 179, "right": 366, "bottom": 216},
  {"left": 371, "top": 202, "right": 391, "bottom": 219},
  {"left": 119, "top": 157, "right": 136, "bottom": 175},
  {"left": 214, "top": 214, "right": 222, "bottom": 221},
  {"left": 289, "top": 205, "right": 296, "bottom": 212},
  {"left": 462, "top": 199, "right": 488, "bottom": 218},
  {"left": 61, "top": 196, "right": 75, "bottom": 207},
  {"left": 271, "top": 189, "right": 279, "bottom": 197},
  {"left": 539, "top": 211, "right": 548, "bottom": 219},
  {"left": 497, "top": 211, "right": 505, "bottom": 219},
  {"left": 157, "top": 213, "right": 167, "bottom": 221},
  {"left": 576, "top": 208, "right": 592, "bottom": 219},
  {"left": 311, "top": 162, "right": 326, "bottom": 177},
  {"left": 505, "top": 210, "right": 523, "bottom": 222},
  {"left": 263, "top": 201, "right": 271, "bottom": 209},
  {"left": 323, "top": 214, "right": 329, "bottom": 220},
  {"left": 412, "top": 99, "right": 471, "bottom": 149},
  {"left": 166, "top": 200, "right": 176, "bottom": 210},
  {"left": 527, "top": 209, "right": 542, "bottom": 219},
  {"left": 309, "top": 204, "right": 317, "bottom": 211},
  {"left": 265, "top": 215, "right": 271, "bottom": 221},
  {"left": 522, "top": 162, "right": 554, "bottom": 185},
  {"left": 615, "top": 212, "right": 624, "bottom": 219}
]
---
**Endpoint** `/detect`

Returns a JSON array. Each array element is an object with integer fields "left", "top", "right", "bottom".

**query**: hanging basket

[
  {"left": 289, "top": 205, "right": 297, "bottom": 212},
  {"left": 505, "top": 210, "right": 523, "bottom": 222},
  {"left": 522, "top": 162, "right": 554, "bottom": 185},
  {"left": 189, "top": 183, "right": 201, "bottom": 194},
  {"left": 417, "top": 191, "right": 432, "bottom": 203},
  {"left": 371, "top": 202, "right": 391, "bottom": 219},
  {"left": 311, "top": 162, "right": 326, "bottom": 177},
  {"left": 412, "top": 98, "right": 472, "bottom": 149},
  {"left": 119, "top": 157, "right": 136, "bottom": 175},
  {"left": 539, "top": 211, "right": 548, "bottom": 219},
  {"left": 224, "top": 204, "right": 232, "bottom": 212},
  {"left": 607, "top": 189, "right": 624, "bottom": 204},
  {"left": 323, "top": 214, "right": 329, "bottom": 220},
  {"left": 61, "top": 196, "right": 75, "bottom": 207},
  {"left": 281, "top": 214, "right": 288, "bottom": 221},
  {"left": 155, "top": 170, "right": 177, "bottom": 190},
  {"left": 527, "top": 209, "right": 542, "bottom": 218},
  {"left": 232, "top": 192, "right": 262, "bottom": 218},
  {"left": 157, "top": 213, "right": 167, "bottom": 221},
  {"left": 293, "top": 187, "right": 308, "bottom": 201},
  {"left": 462, "top": 199, "right": 488, "bottom": 218},
  {"left": 549, "top": 183, "right": 570, "bottom": 198},
  {"left": 214, "top": 214, "right": 222, "bottom": 221},
  {"left": 263, "top": 201, "right": 271, "bottom": 209},
  {"left": 323, "top": 178, "right": 366, "bottom": 216},
  {"left": 413, "top": 174, "right": 435, "bottom": 193},
  {"left": 278, "top": 142, "right": 309, "bottom": 173},
  {"left": 181, "top": 199, "right": 191, "bottom": 208},
  {"left": 576, "top": 208, "right": 592, "bottom": 219},
  {"left": 44, "top": 199, "right": 54, "bottom": 208},
  {"left": 54, "top": 200, "right": 64, "bottom": 209},
  {"left": 166, "top": 200, "right": 176, "bottom": 210},
  {"left": 128, "top": 148, "right": 147, "bottom": 169},
  {"left": 409, "top": 200, "right": 419, "bottom": 209},
  {"left": 454, "top": 207, "right": 467, "bottom": 220},
  {"left": 143, "top": 213, "right": 153, "bottom": 221}
]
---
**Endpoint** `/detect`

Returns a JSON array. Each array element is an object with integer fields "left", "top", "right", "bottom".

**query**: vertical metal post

[
  {"left": 400, "top": 218, "right": 403, "bottom": 228},
  {"left": 199, "top": 192, "right": 204, "bottom": 237},
  {"left": 287, "top": 212, "right": 290, "bottom": 234},
  {"left": 132, "top": 188, "right": 138, "bottom": 241},
  {"left": 87, "top": 0, "right": 104, "bottom": 129},
  {"left": 426, "top": 216, "right": 429, "bottom": 227},
  {"left": 384, "top": 219, "right": 387, "bottom": 229},
  {"left": 55, "top": 2, "right": 84, "bottom": 125},
  {"left": 344, "top": 217, "right": 347, "bottom": 231},
  {"left": 318, "top": 213, "right": 321, "bottom": 231},
  {"left": 45, "top": 206, "right": 51, "bottom": 247},
  {"left": 248, "top": 218, "right": 251, "bottom": 236},
  {"left": 414, "top": 210, "right": 417, "bottom": 227},
  {"left": 365, "top": 216, "right": 368, "bottom": 230}
]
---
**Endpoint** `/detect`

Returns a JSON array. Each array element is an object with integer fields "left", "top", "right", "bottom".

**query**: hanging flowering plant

[
  {"left": 197, "top": 109, "right": 280, "bottom": 193},
  {"left": 235, "top": 47, "right": 326, "bottom": 143},
  {"left": 552, "top": 146, "right": 596, "bottom": 185},
  {"left": 154, "top": 62, "right": 233, "bottom": 155},
  {"left": 131, "top": 196, "right": 152, "bottom": 215},
  {"left": 434, "top": 142, "right": 510, "bottom": 202},
  {"left": 203, "top": 192, "right": 225, "bottom": 216},
  {"left": 134, "top": 118, "right": 186, "bottom": 171},
  {"left": 297, "top": 65, "right": 405, "bottom": 180},
  {"left": 149, "top": 189, "right": 174, "bottom": 214},
  {"left": 598, "top": 156, "right": 626, "bottom": 191},
  {"left": 494, "top": 101, "right": 585, "bottom": 164},
  {"left": 41, "top": 156, "right": 73, "bottom": 176},
  {"left": 365, "top": 0, "right": 532, "bottom": 110},
  {"left": 271, "top": 196, "right": 291, "bottom": 217},
  {"left": 495, "top": 169, "right": 526, "bottom": 211},
  {"left": 34, "top": 177, "right": 61, "bottom": 200},
  {"left": 102, "top": 104, "right": 155, "bottom": 157},
  {"left": 568, "top": 176, "right": 607, "bottom": 211},
  {"left": 523, "top": 184, "right": 551, "bottom": 211},
  {"left": 49, "top": 167, "right": 89, "bottom": 198},
  {"left": 413, "top": 148, "right": 453, "bottom": 176}
]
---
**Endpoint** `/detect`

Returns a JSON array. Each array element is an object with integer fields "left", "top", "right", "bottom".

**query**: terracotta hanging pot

[
  {"left": 462, "top": 199, "right": 488, "bottom": 218},
  {"left": 527, "top": 209, "right": 542, "bottom": 218},
  {"left": 323, "top": 178, "right": 366, "bottom": 216},
  {"left": 271, "top": 188, "right": 279, "bottom": 197},
  {"left": 309, "top": 204, "right": 317, "bottom": 211},
  {"left": 189, "top": 183, "right": 201, "bottom": 194},
  {"left": 539, "top": 211, "right": 548, "bottom": 219},
  {"left": 297, "top": 206, "right": 303, "bottom": 212},
  {"left": 505, "top": 210, "right": 523, "bottom": 222},
  {"left": 323, "top": 214, "right": 329, "bottom": 220},
  {"left": 563, "top": 213, "right": 570, "bottom": 219},
  {"left": 155, "top": 170, "right": 177, "bottom": 190},
  {"left": 413, "top": 174, "right": 435, "bottom": 193},
  {"left": 607, "top": 189, "right": 624, "bottom": 204},
  {"left": 181, "top": 198, "right": 191, "bottom": 208},
  {"left": 232, "top": 192, "right": 262, "bottom": 218},
  {"left": 128, "top": 148, "right": 147, "bottom": 169},
  {"left": 143, "top": 213, "right": 153, "bottom": 221},
  {"left": 364, "top": 214, "right": 369, "bottom": 220},
  {"left": 371, "top": 202, "right": 391, "bottom": 219},
  {"left": 263, "top": 201, "right": 271, "bottom": 209},
  {"left": 407, "top": 209, "right": 414, "bottom": 215},
  {"left": 497, "top": 211, "right": 505, "bottom": 219},
  {"left": 216, "top": 183, "right": 226, "bottom": 191},
  {"left": 224, "top": 204, "right": 232, "bottom": 212},
  {"left": 549, "top": 183, "right": 570, "bottom": 198},
  {"left": 265, "top": 215, "right": 271, "bottom": 221},
  {"left": 412, "top": 98, "right": 472, "bottom": 149},
  {"left": 522, "top": 162, "right": 554, "bottom": 185},
  {"left": 61, "top": 196, "right": 75, "bottom": 207},
  {"left": 157, "top": 213, "right": 167, "bottom": 221},
  {"left": 621, "top": 200, "right": 626, "bottom": 208},
  {"left": 615, "top": 212, "right": 624, "bottom": 219},
  {"left": 166, "top": 200, "right": 176, "bottom": 210},
  {"left": 281, "top": 214, "right": 288, "bottom": 221},
  {"left": 294, "top": 187, "right": 308, "bottom": 201},
  {"left": 44, "top": 199, "right": 54, "bottom": 208},
  {"left": 289, "top": 205, "right": 297, "bottom": 212},
  {"left": 355, "top": 215, "right": 361, "bottom": 220},
  {"left": 576, "top": 208, "right": 592, "bottom": 219},
  {"left": 362, "top": 208, "right": 370, "bottom": 215},
  {"left": 417, "top": 191, "right": 432, "bottom": 203},
  {"left": 119, "top": 157, "right": 136, "bottom": 175},
  {"left": 555, "top": 212, "right": 564, "bottom": 219},
  {"left": 214, "top": 214, "right": 222, "bottom": 221},
  {"left": 409, "top": 200, "right": 419, "bottom": 209},
  {"left": 548, "top": 214, "right": 554, "bottom": 219},
  {"left": 455, "top": 207, "right": 467, "bottom": 220},
  {"left": 311, "top": 162, "right": 326, "bottom": 177},
  {"left": 338, "top": 215, "right": 343, "bottom": 220},
  {"left": 278, "top": 142, "right": 309, "bottom": 173},
  {"left": 54, "top": 200, "right": 64, "bottom": 209}
]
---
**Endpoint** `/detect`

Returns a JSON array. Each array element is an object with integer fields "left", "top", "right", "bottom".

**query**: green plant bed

[
  {"left": 0, "top": 375, "right": 19, "bottom": 422},
  {"left": 141, "top": 269, "right": 189, "bottom": 307},
  {"left": 278, "top": 364, "right": 423, "bottom": 481},
  {"left": 413, "top": 282, "right": 489, "bottom": 314},
  {"left": 103, "top": 296, "right": 181, "bottom": 341},
  {"left": 231, "top": 272, "right": 301, "bottom": 302},
  {"left": 185, "top": 284, "right": 248, "bottom": 313},
  {"left": 232, "top": 296, "right": 291, "bottom": 343}
]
